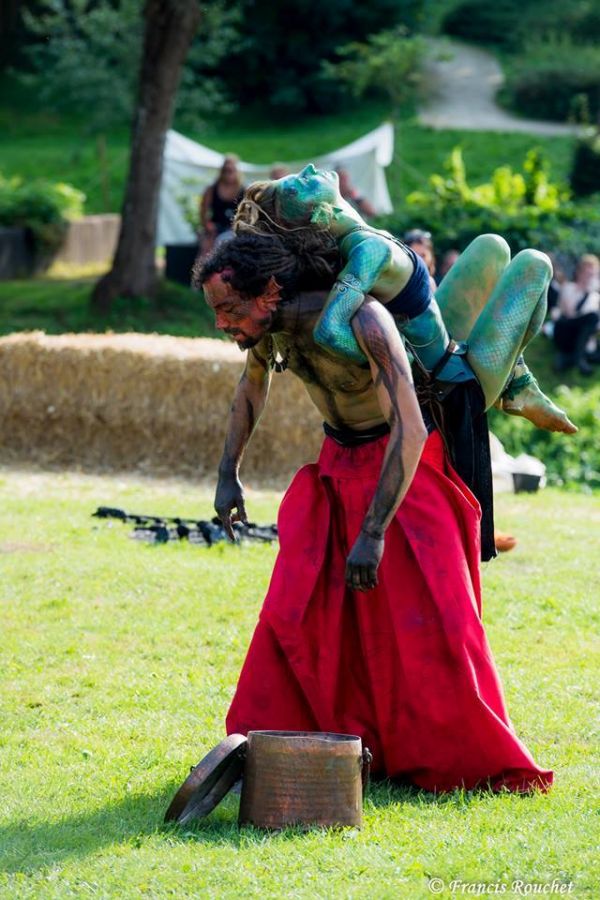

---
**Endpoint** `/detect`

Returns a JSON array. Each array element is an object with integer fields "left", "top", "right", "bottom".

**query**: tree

[
  {"left": 19, "top": 1, "right": 235, "bottom": 209},
  {"left": 91, "top": 0, "right": 201, "bottom": 312},
  {"left": 323, "top": 26, "right": 426, "bottom": 120},
  {"left": 21, "top": 0, "right": 142, "bottom": 209},
  {"left": 217, "top": 0, "right": 424, "bottom": 114}
]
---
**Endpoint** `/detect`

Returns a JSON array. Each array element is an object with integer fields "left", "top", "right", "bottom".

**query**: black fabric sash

[
  {"left": 323, "top": 420, "right": 391, "bottom": 447},
  {"left": 436, "top": 380, "right": 496, "bottom": 562}
]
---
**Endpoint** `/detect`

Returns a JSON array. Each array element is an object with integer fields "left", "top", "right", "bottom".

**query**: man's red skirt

[{"left": 226, "top": 431, "right": 552, "bottom": 792}]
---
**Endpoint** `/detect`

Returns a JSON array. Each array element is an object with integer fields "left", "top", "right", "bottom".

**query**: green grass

[
  {"left": 0, "top": 471, "right": 598, "bottom": 898},
  {"left": 0, "top": 277, "right": 220, "bottom": 338},
  {"left": 0, "top": 74, "right": 576, "bottom": 215}
]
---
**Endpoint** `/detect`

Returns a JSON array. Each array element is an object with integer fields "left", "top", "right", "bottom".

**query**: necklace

[
  {"left": 268, "top": 296, "right": 300, "bottom": 373},
  {"left": 268, "top": 342, "right": 289, "bottom": 373}
]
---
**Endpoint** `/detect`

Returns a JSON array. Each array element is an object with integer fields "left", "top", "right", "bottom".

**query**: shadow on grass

[
  {"left": 0, "top": 777, "right": 512, "bottom": 874},
  {"left": 365, "top": 778, "right": 514, "bottom": 810},
  {"left": 0, "top": 780, "right": 239, "bottom": 875}
]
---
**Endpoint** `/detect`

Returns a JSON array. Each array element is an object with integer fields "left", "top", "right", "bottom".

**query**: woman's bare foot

[{"left": 501, "top": 379, "right": 577, "bottom": 433}]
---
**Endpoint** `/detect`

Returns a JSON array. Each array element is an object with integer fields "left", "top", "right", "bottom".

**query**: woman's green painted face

[{"left": 272, "top": 164, "right": 341, "bottom": 221}]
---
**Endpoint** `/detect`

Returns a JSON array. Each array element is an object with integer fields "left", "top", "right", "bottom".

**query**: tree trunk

[
  {"left": 92, "top": 0, "right": 201, "bottom": 313},
  {"left": 96, "top": 134, "right": 111, "bottom": 212}
]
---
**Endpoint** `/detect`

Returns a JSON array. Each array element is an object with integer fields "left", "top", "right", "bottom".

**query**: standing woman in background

[{"left": 198, "top": 155, "right": 245, "bottom": 257}]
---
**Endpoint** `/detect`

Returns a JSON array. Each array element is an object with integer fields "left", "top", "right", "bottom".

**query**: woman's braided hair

[
  {"left": 233, "top": 181, "right": 340, "bottom": 287},
  {"left": 193, "top": 231, "right": 338, "bottom": 301}
]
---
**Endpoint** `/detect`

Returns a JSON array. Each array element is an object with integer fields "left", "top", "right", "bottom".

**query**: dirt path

[{"left": 419, "top": 38, "right": 581, "bottom": 137}]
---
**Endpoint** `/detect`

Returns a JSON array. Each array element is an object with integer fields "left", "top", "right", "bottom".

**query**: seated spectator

[
  {"left": 553, "top": 254, "right": 600, "bottom": 375},
  {"left": 199, "top": 155, "right": 245, "bottom": 257},
  {"left": 404, "top": 228, "right": 437, "bottom": 291},
  {"left": 335, "top": 166, "right": 376, "bottom": 219}
]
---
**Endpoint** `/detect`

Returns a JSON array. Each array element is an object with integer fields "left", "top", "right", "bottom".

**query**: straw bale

[{"left": 0, "top": 332, "right": 323, "bottom": 484}]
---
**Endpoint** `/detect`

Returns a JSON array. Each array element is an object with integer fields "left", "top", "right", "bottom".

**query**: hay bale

[{"left": 0, "top": 332, "right": 323, "bottom": 484}]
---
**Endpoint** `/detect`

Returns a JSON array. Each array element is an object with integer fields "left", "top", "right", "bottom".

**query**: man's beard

[
  {"left": 235, "top": 313, "right": 273, "bottom": 350},
  {"left": 238, "top": 336, "right": 260, "bottom": 350}
]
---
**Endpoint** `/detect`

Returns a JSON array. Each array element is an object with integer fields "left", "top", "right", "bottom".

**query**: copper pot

[{"left": 238, "top": 730, "right": 369, "bottom": 829}]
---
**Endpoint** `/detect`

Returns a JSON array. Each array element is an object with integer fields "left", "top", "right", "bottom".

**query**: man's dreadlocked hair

[
  {"left": 193, "top": 232, "right": 339, "bottom": 301},
  {"left": 233, "top": 181, "right": 340, "bottom": 286}
]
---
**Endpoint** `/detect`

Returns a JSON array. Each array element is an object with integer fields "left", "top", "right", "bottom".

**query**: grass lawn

[
  {"left": 0, "top": 277, "right": 219, "bottom": 339},
  {"left": 0, "top": 469, "right": 598, "bottom": 899}
]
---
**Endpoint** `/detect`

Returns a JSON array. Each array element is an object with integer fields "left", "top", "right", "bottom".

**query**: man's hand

[
  {"left": 345, "top": 529, "right": 384, "bottom": 593},
  {"left": 215, "top": 472, "right": 248, "bottom": 541}
]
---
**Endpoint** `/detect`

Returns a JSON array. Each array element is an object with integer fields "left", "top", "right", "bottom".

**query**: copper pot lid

[{"left": 164, "top": 733, "right": 247, "bottom": 825}]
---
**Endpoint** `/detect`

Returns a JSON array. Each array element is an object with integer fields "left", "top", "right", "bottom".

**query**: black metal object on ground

[{"left": 92, "top": 506, "right": 277, "bottom": 546}]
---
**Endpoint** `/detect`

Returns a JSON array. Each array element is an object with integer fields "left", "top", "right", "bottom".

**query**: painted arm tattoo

[
  {"left": 218, "top": 339, "right": 271, "bottom": 476},
  {"left": 360, "top": 306, "right": 426, "bottom": 533},
  {"left": 348, "top": 302, "right": 428, "bottom": 588}
]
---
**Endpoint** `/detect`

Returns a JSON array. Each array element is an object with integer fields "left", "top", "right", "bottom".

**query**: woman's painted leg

[
  {"left": 436, "top": 234, "right": 511, "bottom": 341},
  {"left": 467, "top": 249, "right": 576, "bottom": 432}
]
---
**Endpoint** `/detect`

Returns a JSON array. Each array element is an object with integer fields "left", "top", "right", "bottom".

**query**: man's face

[{"left": 203, "top": 272, "right": 276, "bottom": 349}]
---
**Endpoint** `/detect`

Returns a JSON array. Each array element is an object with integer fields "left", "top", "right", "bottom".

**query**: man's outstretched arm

[
  {"left": 347, "top": 299, "right": 428, "bottom": 591},
  {"left": 215, "top": 338, "right": 272, "bottom": 538}
]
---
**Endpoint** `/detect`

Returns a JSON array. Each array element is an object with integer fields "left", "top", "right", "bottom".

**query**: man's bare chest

[{"left": 272, "top": 332, "right": 372, "bottom": 395}]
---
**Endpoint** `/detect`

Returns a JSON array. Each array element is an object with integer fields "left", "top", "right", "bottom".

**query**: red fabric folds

[{"left": 226, "top": 431, "right": 553, "bottom": 793}]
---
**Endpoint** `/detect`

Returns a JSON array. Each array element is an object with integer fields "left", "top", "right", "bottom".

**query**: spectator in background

[
  {"left": 199, "top": 155, "right": 245, "bottom": 257},
  {"left": 553, "top": 253, "right": 600, "bottom": 375},
  {"left": 404, "top": 228, "right": 437, "bottom": 291},
  {"left": 335, "top": 166, "right": 376, "bottom": 219},
  {"left": 546, "top": 253, "right": 568, "bottom": 315},
  {"left": 437, "top": 248, "right": 461, "bottom": 283}
]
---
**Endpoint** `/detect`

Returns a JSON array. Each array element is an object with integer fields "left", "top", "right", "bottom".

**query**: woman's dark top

[{"left": 210, "top": 183, "right": 245, "bottom": 233}]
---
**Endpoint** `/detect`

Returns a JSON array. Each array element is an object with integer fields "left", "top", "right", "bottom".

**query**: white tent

[{"left": 157, "top": 122, "right": 395, "bottom": 246}]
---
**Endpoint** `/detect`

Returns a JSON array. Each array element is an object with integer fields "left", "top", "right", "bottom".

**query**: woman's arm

[
  {"left": 200, "top": 185, "right": 216, "bottom": 231},
  {"left": 313, "top": 235, "right": 392, "bottom": 361}
]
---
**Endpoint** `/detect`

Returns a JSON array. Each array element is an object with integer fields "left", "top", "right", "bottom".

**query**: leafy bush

[
  {"left": 503, "top": 38, "right": 600, "bottom": 123},
  {"left": 323, "top": 26, "right": 426, "bottom": 118},
  {"left": 444, "top": 0, "right": 526, "bottom": 48},
  {"left": 444, "top": 0, "right": 600, "bottom": 50},
  {"left": 0, "top": 173, "right": 84, "bottom": 259},
  {"left": 570, "top": 128, "right": 600, "bottom": 198},
  {"left": 489, "top": 385, "right": 600, "bottom": 491},
  {"left": 20, "top": 0, "right": 238, "bottom": 133},
  {"left": 217, "top": 0, "right": 424, "bottom": 114},
  {"left": 378, "top": 147, "right": 600, "bottom": 258}
]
